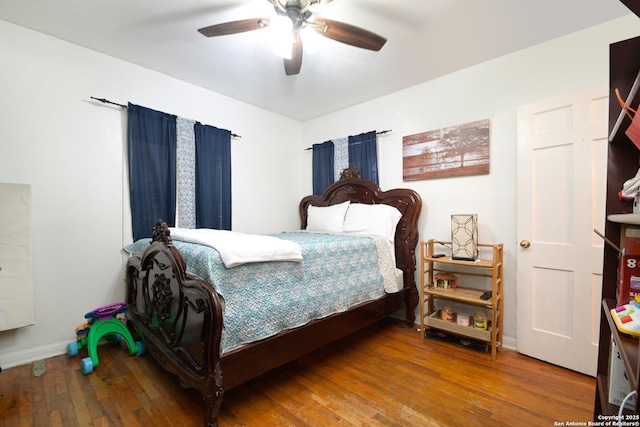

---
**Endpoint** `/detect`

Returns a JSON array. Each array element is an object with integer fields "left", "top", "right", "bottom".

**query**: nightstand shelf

[
  {"left": 425, "top": 287, "right": 495, "bottom": 307},
  {"left": 420, "top": 239, "right": 504, "bottom": 360}
]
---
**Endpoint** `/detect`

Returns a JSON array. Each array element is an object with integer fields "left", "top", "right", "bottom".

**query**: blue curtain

[
  {"left": 348, "top": 130, "right": 378, "bottom": 184},
  {"left": 194, "top": 123, "right": 232, "bottom": 230},
  {"left": 127, "top": 103, "right": 177, "bottom": 241},
  {"left": 312, "top": 141, "right": 334, "bottom": 195}
]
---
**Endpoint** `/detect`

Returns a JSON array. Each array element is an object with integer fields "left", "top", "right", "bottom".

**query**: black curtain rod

[
  {"left": 304, "top": 130, "right": 392, "bottom": 151},
  {"left": 90, "top": 96, "right": 242, "bottom": 138},
  {"left": 91, "top": 96, "right": 127, "bottom": 108}
]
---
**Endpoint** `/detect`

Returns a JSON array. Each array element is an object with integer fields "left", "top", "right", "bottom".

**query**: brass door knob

[{"left": 520, "top": 240, "right": 531, "bottom": 248}]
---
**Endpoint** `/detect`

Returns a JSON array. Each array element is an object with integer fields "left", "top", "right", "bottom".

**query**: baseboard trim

[
  {"left": 502, "top": 335, "right": 516, "bottom": 351},
  {"left": 0, "top": 324, "right": 518, "bottom": 370},
  {"left": 0, "top": 340, "right": 69, "bottom": 370}
]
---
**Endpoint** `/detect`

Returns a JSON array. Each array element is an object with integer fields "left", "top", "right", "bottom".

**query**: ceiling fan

[{"left": 197, "top": 0, "right": 387, "bottom": 76}]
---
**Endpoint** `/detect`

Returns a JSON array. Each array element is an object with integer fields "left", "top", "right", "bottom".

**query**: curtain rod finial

[{"left": 90, "top": 96, "right": 127, "bottom": 108}]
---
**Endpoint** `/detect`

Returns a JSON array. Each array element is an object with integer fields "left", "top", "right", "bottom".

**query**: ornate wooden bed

[{"left": 124, "top": 170, "right": 422, "bottom": 427}]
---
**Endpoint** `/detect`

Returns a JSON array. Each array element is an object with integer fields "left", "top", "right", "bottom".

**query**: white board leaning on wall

[{"left": 0, "top": 183, "right": 34, "bottom": 331}]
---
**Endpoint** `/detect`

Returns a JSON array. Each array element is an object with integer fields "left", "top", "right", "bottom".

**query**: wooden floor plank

[
  {"left": 66, "top": 367, "right": 96, "bottom": 426},
  {"left": 0, "top": 317, "right": 595, "bottom": 426},
  {"left": 253, "top": 369, "right": 349, "bottom": 426}
]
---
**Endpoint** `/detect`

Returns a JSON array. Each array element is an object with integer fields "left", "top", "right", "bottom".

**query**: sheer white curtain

[
  {"left": 176, "top": 117, "right": 196, "bottom": 229},
  {"left": 332, "top": 136, "right": 349, "bottom": 181}
]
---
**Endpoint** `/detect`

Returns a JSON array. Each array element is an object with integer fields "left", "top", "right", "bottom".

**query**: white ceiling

[{"left": 0, "top": 0, "right": 632, "bottom": 121}]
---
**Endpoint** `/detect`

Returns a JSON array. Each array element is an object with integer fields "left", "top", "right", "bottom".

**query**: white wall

[
  {"left": 2, "top": 14, "right": 639, "bottom": 368},
  {"left": 302, "top": 14, "right": 640, "bottom": 348},
  {"left": 0, "top": 19, "right": 305, "bottom": 368}
]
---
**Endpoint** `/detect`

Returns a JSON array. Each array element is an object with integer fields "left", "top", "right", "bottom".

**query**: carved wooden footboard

[{"left": 126, "top": 221, "right": 224, "bottom": 426}]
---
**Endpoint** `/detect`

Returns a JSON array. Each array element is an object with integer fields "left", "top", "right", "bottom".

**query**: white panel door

[
  {"left": 0, "top": 183, "right": 34, "bottom": 331},
  {"left": 516, "top": 85, "right": 608, "bottom": 376}
]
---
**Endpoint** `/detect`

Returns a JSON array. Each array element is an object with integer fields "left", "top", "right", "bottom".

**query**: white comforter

[{"left": 168, "top": 227, "right": 303, "bottom": 268}]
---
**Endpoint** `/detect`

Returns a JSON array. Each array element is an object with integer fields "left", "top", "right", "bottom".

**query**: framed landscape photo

[{"left": 402, "top": 119, "right": 490, "bottom": 180}]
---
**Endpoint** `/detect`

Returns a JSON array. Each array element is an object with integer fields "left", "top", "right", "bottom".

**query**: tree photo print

[{"left": 402, "top": 119, "right": 490, "bottom": 180}]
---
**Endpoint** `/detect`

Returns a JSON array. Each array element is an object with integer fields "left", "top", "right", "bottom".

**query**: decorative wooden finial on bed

[
  {"left": 339, "top": 166, "right": 361, "bottom": 180},
  {"left": 152, "top": 220, "right": 172, "bottom": 244}
]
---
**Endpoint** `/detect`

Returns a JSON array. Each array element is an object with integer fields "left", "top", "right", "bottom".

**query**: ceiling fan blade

[
  {"left": 198, "top": 18, "right": 269, "bottom": 37},
  {"left": 284, "top": 38, "right": 303, "bottom": 76},
  {"left": 312, "top": 18, "right": 386, "bottom": 51}
]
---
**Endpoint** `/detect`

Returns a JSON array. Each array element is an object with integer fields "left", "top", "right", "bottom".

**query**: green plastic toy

[{"left": 66, "top": 302, "right": 145, "bottom": 374}]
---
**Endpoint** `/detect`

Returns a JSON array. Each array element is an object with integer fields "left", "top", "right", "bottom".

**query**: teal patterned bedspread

[{"left": 126, "top": 231, "right": 389, "bottom": 353}]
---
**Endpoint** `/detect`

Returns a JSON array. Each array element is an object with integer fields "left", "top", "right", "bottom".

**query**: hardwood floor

[{"left": 0, "top": 317, "right": 595, "bottom": 426}]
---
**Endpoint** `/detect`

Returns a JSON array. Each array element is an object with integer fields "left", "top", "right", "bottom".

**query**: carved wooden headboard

[{"left": 299, "top": 168, "right": 422, "bottom": 322}]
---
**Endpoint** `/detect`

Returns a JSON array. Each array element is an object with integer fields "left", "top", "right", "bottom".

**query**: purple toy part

[{"left": 90, "top": 302, "right": 127, "bottom": 322}]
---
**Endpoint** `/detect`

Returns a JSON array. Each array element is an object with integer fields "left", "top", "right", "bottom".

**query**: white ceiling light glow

[{"left": 269, "top": 14, "right": 294, "bottom": 59}]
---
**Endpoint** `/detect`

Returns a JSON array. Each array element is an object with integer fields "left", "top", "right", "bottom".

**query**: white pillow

[
  {"left": 306, "top": 200, "right": 351, "bottom": 232},
  {"left": 343, "top": 203, "right": 403, "bottom": 242}
]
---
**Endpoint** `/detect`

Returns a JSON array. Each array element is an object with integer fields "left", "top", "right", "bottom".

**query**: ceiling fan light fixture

[
  {"left": 270, "top": 14, "right": 293, "bottom": 34},
  {"left": 269, "top": 14, "right": 294, "bottom": 59},
  {"left": 197, "top": 0, "right": 386, "bottom": 75}
]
